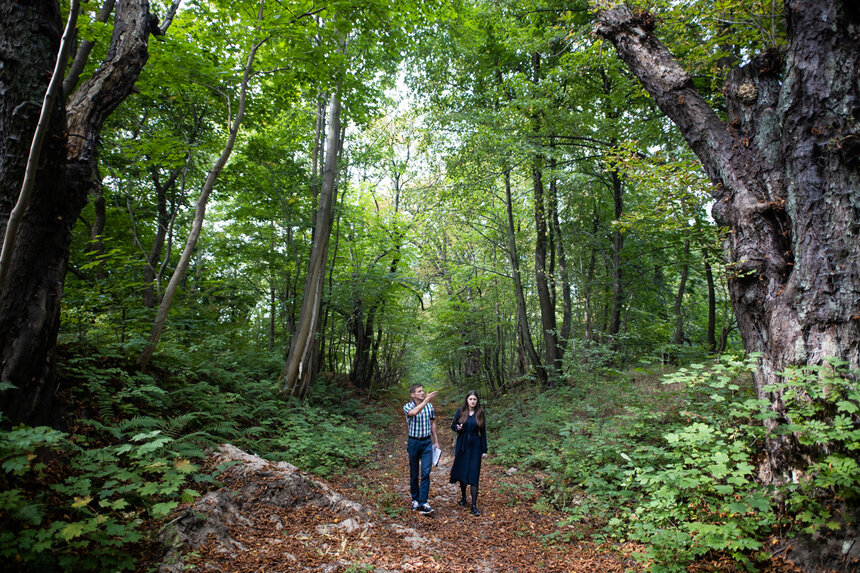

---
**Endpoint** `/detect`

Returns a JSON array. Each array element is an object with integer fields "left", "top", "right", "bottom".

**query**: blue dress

[{"left": 449, "top": 408, "right": 488, "bottom": 486}]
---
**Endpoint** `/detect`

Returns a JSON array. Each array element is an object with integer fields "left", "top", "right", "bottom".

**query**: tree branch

[
  {"left": 593, "top": 5, "right": 750, "bottom": 207},
  {"left": 63, "top": 0, "right": 116, "bottom": 99}
]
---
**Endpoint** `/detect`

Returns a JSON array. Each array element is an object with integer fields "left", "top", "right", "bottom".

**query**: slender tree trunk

[
  {"left": 548, "top": 153, "right": 572, "bottom": 356},
  {"left": 0, "top": 0, "right": 153, "bottom": 426},
  {"left": 704, "top": 248, "right": 717, "bottom": 353},
  {"left": 281, "top": 92, "right": 342, "bottom": 398},
  {"left": 672, "top": 238, "right": 690, "bottom": 346},
  {"left": 583, "top": 206, "right": 599, "bottom": 342},
  {"left": 531, "top": 52, "right": 561, "bottom": 383},
  {"left": 142, "top": 165, "right": 181, "bottom": 307},
  {"left": 138, "top": 36, "right": 264, "bottom": 369},
  {"left": 533, "top": 155, "right": 561, "bottom": 382},
  {"left": 596, "top": 1, "right": 860, "bottom": 481},
  {"left": 503, "top": 170, "right": 546, "bottom": 385},
  {"left": 319, "top": 153, "right": 347, "bottom": 375},
  {"left": 89, "top": 185, "right": 108, "bottom": 280},
  {"left": 608, "top": 165, "right": 624, "bottom": 338},
  {"left": 269, "top": 279, "right": 276, "bottom": 351}
]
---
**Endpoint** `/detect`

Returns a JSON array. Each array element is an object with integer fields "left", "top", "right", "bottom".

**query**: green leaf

[
  {"left": 836, "top": 400, "right": 858, "bottom": 414},
  {"left": 60, "top": 522, "right": 87, "bottom": 541},
  {"left": 151, "top": 501, "right": 178, "bottom": 518}
]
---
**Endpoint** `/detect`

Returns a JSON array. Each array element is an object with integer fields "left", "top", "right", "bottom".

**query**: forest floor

[{"left": 158, "top": 399, "right": 807, "bottom": 573}]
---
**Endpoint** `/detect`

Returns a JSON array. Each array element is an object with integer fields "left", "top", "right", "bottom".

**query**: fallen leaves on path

[{"left": 151, "top": 404, "right": 808, "bottom": 572}]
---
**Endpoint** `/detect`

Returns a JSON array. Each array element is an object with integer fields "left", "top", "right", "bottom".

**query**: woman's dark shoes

[
  {"left": 470, "top": 505, "right": 481, "bottom": 516},
  {"left": 458, "top": 498, "right": 468, "bottom": 507}
]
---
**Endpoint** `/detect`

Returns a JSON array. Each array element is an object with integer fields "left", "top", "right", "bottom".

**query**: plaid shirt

[{"left": 404, "top": 401, "right": 435, "bottom": 438}]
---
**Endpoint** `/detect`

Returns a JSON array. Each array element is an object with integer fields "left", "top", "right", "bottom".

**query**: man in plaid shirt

[{"left": 404, "top": 384, "right": 439, "bottom": 514}]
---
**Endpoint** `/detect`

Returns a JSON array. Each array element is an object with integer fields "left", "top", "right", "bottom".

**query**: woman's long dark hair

[{"left": 457, "top": 390, "right": 485, "bottom": 429}]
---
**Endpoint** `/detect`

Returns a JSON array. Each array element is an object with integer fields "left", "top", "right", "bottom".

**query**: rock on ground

[{"left": 157, "top": 444, "right": 432, "bottom": 572}]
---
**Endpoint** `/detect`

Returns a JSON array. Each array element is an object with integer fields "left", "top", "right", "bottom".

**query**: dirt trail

[
  {"left": 322, "top": 402, "right": 636, "bottom": 572},
  {"left": 161, "top": 401, "right": 805, "bottom": 572}
]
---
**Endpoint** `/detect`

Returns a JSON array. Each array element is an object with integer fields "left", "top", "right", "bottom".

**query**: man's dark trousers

[{"left": 407, "top": 436, "right": 433, "bottom": 504}]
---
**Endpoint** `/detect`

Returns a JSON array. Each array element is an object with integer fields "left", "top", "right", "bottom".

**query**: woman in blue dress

[{"left": 449, "top": 390, "right": 488, "bottom": 516}]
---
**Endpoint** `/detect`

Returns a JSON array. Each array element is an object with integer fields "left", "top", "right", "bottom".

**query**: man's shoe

[
  {"left": 418, "top": 503, "right": 434, "bottom": 515},
  {"left": 470, "top": 505, "right": 481, "bottom": 516},
  {"left": 411, "top": 500, "right": 419, "bottom": 511},
  {"left": 458, "top": 498, "right": 468, "bottom": 507}
]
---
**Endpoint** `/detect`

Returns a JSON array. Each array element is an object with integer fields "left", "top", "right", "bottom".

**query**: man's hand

[{"left": 424, "top": 390, "right": 438, "bottom": 403}]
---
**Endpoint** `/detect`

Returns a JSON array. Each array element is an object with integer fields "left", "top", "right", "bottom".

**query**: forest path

[
  {"left": 321, "top": 400, "right": 636, "bottom": 572},
  {"left": 166, "top": 400, "right": 804, "bottom": 572}
]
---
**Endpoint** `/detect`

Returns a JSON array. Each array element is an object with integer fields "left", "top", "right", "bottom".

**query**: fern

[
  {"left": 117, "top": 415, "right": 163, "bottom": 432},
  {"left": 13, "top": 501, "right": 46, "bottom": 526},
  {"left": 158, "top": 412, "right": 200, "bottom": 439}
]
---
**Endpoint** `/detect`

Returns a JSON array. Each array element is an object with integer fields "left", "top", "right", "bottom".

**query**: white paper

[{"left": 432, "top": 445, "right": 442, "bottom": 466}]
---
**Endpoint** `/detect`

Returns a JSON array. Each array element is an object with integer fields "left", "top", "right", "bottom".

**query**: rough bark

[
  {"left": 595, "top": 0, "right": 860, "bottom": 481},
  {"left": 62, "top": 0, "right": 116, "bottom": 98},
  {"left": 0, "top": 0, "right": 79, "bottom": 291},
  {"left": 281, "top": 92, "right": 342, "bottom": 398},
  {"left": 0, "top": 0, "right": 67, "bottom": 424},
  {"left": 0, "top": 0, "right": 153, "bottom": 426}
]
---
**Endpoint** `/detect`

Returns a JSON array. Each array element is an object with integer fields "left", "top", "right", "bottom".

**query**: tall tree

[
  {"left": 281, "top": 92, "right": 342, "bottom": 398},
  {"left": 595, "top": 0, "right": 860, "bottom": 480},
  {"left": 531, "top": 52, "right": 562, "bottom": 382},
  {"left": 137, "top": 32, "right": 264, "bottom": 370},
  {"left": 0, "top": 0, "right": 154, "bottom": 425},
  {"left": 504, "top": 170, "right": 546, "bottom": 385}
]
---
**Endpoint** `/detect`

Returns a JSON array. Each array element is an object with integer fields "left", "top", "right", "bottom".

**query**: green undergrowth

[
  {"left": 0, "top": 342, "right": 375, "bottom": 572},
  {"left": 493, "top": 355, "right": 860, "bottom": 572}
]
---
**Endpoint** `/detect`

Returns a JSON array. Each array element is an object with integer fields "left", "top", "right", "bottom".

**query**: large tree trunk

[
  {"left": 281, "top": 92, "right": 342, "bottom": 398},
  {"left": 0, "top": 0, "right": 153, "bottom": 426},
  {"left": 595, "top": 0, "right": 860, "bottom": 481},
  {"left": 0, "top": 0, "right": 68, "bottom": 425}
]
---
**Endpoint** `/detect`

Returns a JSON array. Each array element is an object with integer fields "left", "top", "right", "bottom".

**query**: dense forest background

[{"left": 1, "top": 0, "right": 858, "bottom": 571}]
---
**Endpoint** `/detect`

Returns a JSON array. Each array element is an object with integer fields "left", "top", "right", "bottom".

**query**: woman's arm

[
  {"left": 451, "top": 408, "right": 462, "bottom": 431},
  {"left": 480, "top": 421, "right": 488, "bottom": 454}
]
